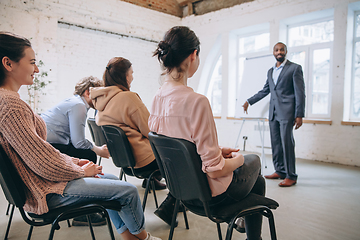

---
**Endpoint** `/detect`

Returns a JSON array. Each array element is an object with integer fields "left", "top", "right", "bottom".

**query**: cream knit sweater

[{"left": 0, "top": 89, "right": 85, "bottom": 215}]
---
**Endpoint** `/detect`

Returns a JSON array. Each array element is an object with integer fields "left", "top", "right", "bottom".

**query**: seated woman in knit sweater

[
  {"left": 0, "top": 32, "right": 161, "bottom": 240},
  {"left": 148, "top": 26, "right": 266, "bottom": 240},
  {"left": 90, "top": 57, "right": 177, "bottom": 226}
]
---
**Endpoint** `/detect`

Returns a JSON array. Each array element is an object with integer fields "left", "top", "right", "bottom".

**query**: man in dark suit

[{"left": 242, "top": 42, "right": 305, "bottom": 187}]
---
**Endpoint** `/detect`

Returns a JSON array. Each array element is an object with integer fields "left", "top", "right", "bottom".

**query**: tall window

[
  {"left": 228, "top": 32, "right": 270, "bottom": 117},
  {"left": 238, "top": 32, "right": 270, "bottom": 89},
  {"left": 287, "top": 18, "right": 333, "bottom": 118},
  {"left": 207, "top": 55, "right": 222, "bottom": 116},
  {"left": 351, "top": 12, "right": 360, "bottom": 120}
]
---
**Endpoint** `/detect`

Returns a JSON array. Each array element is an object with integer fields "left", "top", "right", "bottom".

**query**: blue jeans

[{"left": 46, "top": 173, "right": 145, "bottom": 235}]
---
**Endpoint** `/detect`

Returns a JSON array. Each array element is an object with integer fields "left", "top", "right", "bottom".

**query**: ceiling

[{"left": 120, "top": 0, "right": 254, "bottom": 18}]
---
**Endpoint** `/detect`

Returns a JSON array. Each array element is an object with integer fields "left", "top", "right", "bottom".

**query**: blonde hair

[{"left": 74, "top": 76, "right": 103, "bottom": 96}]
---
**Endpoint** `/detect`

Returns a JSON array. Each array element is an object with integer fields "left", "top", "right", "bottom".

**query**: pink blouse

[{"left": 148, "top": 85, "right": 233, "bottom": 196}]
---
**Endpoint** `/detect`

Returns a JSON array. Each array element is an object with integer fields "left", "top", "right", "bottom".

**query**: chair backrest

[
  {"left": 101, "top": 125, "right": 136, "bottom": 169},
  {"left": 87, "top": 118, "right": 107, "bottom": 146},
  {"left": 0, "top": 145, "right": 27, "bottom": 208},
  {"left": 148, "top": 132, "right": 212, "bottom": 203}
]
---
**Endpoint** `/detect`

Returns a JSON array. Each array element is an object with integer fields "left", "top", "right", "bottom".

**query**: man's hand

[
  {"left": 242, "top": 101, "right": 249, "bottom": 114},
  {"left": 98, "top": 144, "right": 110, "bottom": 158},
  {"left": 92, "top": 144, "right": 110, "bottom": 158},
  {"left": 294, "top": 117, "right": 303, "bottom": 130},
  {"left": 221, "top": 147, "right": 240, "bottom": 158}
]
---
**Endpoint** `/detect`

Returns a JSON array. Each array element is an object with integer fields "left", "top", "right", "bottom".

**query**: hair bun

[{"left": 158, "top": 41, "right": 170, "bottom": 55}]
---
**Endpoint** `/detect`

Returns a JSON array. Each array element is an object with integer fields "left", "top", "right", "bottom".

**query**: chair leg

[
  {"left": 142, "top": 178, "right": 151, "bottom": 211},
  {"left": 119, "top": 169, "right": 127, "bottom": 181},
  {"left": 150, "top": 179, "right": 159, "bottom": 208},
  {"left": 67, "top": 219, "right": 71, "bottom": 227},
  {"left": 5, "top": 203, "right": 11, "bottom": 215},
  {"left": 4, "top": 204, "right": 15, "bottom": 240},
  {"left": 263, "top": 208, "right": 277, "bottom": 240},
  {"left": 87, "top": 215, "right": 96, "bottom": 240},
  {"left": 48, "top": 224, "right": 57, "bottom": 240},
  {"left": 27, "top": 226, "right": 33, "bottom": 240},
  {"left": 48, "top": 219, "right": 62, "bottom": 240},
  {"left": 168, "top": 199, "right": 180, "bottom": 240},
  {"left": 182, "top": 205, "right": 189, "bottom": 229},
  {"left": 225, "top": 207, "right": 277, "bottom": 240},
  {"left": 102, "top": 211, "right": 115, "bottom": 240},
  {"left": 216, "top": 222, "right": 223, "bottom": 240},
  {"left": 225, "top": 216, "right": 237, "bottom": 240}
]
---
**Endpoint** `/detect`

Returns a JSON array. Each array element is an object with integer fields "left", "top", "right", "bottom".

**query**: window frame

[
  {"left": 286, "top": 18, "right": 334, "bottom": 119},
  {"left": 230, "top": 30, "right": 270, "bottom": 117},
  {"left": 206, "top": 52, "right": 222, "bottom": 117},
  {"left": 350, "top": 11, "right": 360, "bottom": 121}
]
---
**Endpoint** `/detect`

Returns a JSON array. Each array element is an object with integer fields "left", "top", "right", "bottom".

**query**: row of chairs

[
  {"left": 0, "top": 118, "right": 279, "bottom": 240},
  {"left": 87, "top": 118, "right": 159, "bottom": 210},
  {"left": 88, "top": 118, "right": 280, "bottom": 240}
]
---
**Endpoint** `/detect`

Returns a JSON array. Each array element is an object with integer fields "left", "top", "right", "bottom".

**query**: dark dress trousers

[{"left": 247, "top": 60, "right": 305, "bottom": 180}]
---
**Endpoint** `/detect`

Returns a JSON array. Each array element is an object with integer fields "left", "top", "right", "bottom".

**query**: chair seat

[
  {"left": 28, "top": 201, "right": 122, "bottom": 222},
  {"left": 183, "top": 193, "right": 279, "bottom": 223},
  {"left": 121, "top": 167, "right": 156, "bottom": 179}
]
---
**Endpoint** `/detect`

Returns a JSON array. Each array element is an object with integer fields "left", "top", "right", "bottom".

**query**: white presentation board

[{"left": 235, "top": 54, "right": 275, "bottom": 119}]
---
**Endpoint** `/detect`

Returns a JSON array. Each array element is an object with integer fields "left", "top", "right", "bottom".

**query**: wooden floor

[{"left": 0, "top": 153, "right": 359, "bottom": 240}]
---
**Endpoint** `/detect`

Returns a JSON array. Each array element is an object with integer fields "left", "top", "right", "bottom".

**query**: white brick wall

[
  {"left": 56, "top": 22, "right": 161, "bottom": 108},
  {"left": 1, "top": 0, "right": 359, "bottom": 166},
  {"left": 0, "top": 0, "right": 180, "bottom": 111}
]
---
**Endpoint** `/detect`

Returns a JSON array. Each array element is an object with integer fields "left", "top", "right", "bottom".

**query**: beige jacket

[{"left": 90, "top": 86, "right": 154, "bottom": 168}]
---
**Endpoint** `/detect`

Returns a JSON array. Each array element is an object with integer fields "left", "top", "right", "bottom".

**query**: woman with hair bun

[
  {"left": 149, "top": 26, "right": 267, "bottom": 240},
  {"left": 90, "top": 56, "right": 182, "bottom": 227},
  {"left": 0, "top": 32, "right": 161, "bottom": 240}
]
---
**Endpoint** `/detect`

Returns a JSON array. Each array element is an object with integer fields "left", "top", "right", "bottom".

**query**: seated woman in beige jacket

[{"left": 90, "top": 57, "right": 176, "bottom": 226}]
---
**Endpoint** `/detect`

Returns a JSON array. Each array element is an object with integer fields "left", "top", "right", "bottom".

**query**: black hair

[
  {"left": 153, "top": 26, "right": 200, "bottom": 76},
  {"left": 0, "top": 32, "right": 32, "bottom": 85}
]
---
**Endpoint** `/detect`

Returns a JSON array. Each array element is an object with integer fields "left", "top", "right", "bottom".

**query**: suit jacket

[{"left": 247, "top": 60, "right": 305, "bottom": 121}]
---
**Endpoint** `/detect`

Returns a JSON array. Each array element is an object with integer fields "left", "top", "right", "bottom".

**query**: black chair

[
  {"left": 87, "top": 118, "right": 107, "bottom": 166},
  {"left": 148, "top": 132, "right": 279, "bottom": 240},
  {"left": 87, "top": 118, "right": 126, "bottom": 180},
  {"left": 101, "top": 125, "right": 159, "bottom": 211},
  {"left": 0, "top": 145, "right": 121, "bottom": 240}
]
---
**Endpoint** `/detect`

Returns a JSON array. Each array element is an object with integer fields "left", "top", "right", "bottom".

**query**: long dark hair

[
  {"left": 153, "top": 26, "right": 200, "bottom": 77},
  {"left": 103, "top": 57, "right": 132, "bottom": 91},
  {"left": 0, "top": 32, "right": 32, "bottom": 85}
]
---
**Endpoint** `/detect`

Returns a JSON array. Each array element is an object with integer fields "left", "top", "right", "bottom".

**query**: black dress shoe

[
  {"left": 142, "top": 178, "right": 166, "bottom": 190},
  {"left": 72, "top": 213, "right": 107, "bottom": 226},
  {"left": 154, "top": 195, "right": 178, "bottom": 227}
]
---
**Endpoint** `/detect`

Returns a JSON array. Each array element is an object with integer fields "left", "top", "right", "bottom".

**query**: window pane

[
  {"left": 238, "top": 57, "right": 246, "bottom": 87},
  {"left": 288, "top": 51, "right": 306, "bottom": 73},
  {"left": 239, "top": 33, "right": 269, "bottom": 54},
  {"left": 356, "top": 13, "right": 360, "bottom": 38},
  {"left": 207, "top": 56, "right": 222, "bottom": 116},
  {"left": 312, "top": 93, "right": 328, "bottom": 114},
  {"left": 312, "top": 48, "right": 330, "bottom": 115},
  {"left": 352, "top": 42, "right": 360, "bottom": 119},
  {"left": 288, "top": 20, "right": 334, "bottom": 47}
]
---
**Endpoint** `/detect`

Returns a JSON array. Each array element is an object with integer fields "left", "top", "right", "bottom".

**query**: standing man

[
  {"left": 42, "top": 76, "right": 110, "bottom": 164},
  {"left": 242, "top": 42, "right": 305, "bottom": 187}
]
